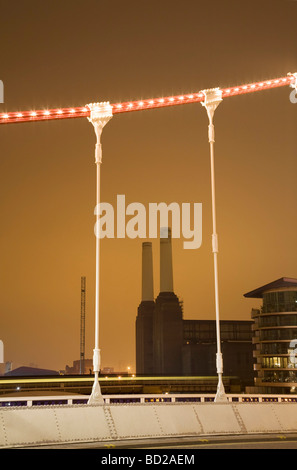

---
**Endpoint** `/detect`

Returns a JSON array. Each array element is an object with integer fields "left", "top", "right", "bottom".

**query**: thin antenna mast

[{"left": 80, "top": 276, "right": 86, "bottom": 375}]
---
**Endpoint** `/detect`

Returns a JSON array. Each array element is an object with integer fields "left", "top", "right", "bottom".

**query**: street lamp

[
  {"left": 201, "top": 88, "right": 228, "bottom": 403},
  {"left": 86, "top": 102, "right": 113, "bottom": 405}
]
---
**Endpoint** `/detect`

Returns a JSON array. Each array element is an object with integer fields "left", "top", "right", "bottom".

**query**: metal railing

[{"left": 1, "top": 393, "right": 297, "bottom": 407}]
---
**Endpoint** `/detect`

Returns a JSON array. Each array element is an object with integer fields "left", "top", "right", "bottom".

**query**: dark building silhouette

[
  {"left": 136, "top": 242, "right": 155, "bottom": 375},
  {"left": 153, "top": 291, "right": 183, "bottom": 375},
  {"left": 153, "top": 229, "right": 183, "bottom": 375},
  {"left": 135, "top": 229, "right": 254, "bottom": 385},
  {"left": 5, "top": 366, "right": 58, "bottom": 376},
  {"left": 136, "top": 231, "right": 183, "bottom": 375},
  {"left": 136, "top": 300, "right": 155, "bottom": 375},
  {"left": 182, "top": 320, "right": 254, "bottom": 385}
]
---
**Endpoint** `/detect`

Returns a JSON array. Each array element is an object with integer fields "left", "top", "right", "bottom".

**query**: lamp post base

[
  {"left": 88, "top": 376, "right": 104, "bottom": 405},
  {"left": 215, "top": 374, "right": 228, "bottom": 403}
]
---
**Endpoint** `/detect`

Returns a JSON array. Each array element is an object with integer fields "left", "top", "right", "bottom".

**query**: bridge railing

[{"left": 1, "top": 393, "right": 297, "bottom": 407}]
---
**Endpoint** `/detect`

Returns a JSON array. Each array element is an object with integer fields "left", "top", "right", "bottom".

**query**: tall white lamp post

[
  {"left": 86, "top": 102, "right": 113, "bottom": 405},
  {"left": 201, "top": 88, "right": 228, "bottom": 403}
]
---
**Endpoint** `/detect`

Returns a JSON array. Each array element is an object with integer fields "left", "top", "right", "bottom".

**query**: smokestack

[
  {"left": 142, "top": 242, "right": 154, "bottom": 301},
  {"left": 160, "top": 227, "right": 173, "bottom": 293}
]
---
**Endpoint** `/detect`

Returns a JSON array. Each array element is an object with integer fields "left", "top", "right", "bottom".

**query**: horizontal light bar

[
  {"left": 0, "top": 375, "right": 221, "bottom": 385},
  {"left": 0, "top": 74, "right": 295, "bottom": 125},
  {"left": 0, "top": 106, "right": 90, "bottom": 125}
]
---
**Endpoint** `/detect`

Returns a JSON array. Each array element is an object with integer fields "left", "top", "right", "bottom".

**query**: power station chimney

[
  {"left": 160, "top": 227, "right": 173, "bottom": 293},
  {"left": 136, "top": 242, "right": 155, "bottom": 375},
  {"left": 153, "top": 226, "right": 183, "bottom": 375},
  {"left": 142, "top": 242, "right": 154, "bottom": 301}
]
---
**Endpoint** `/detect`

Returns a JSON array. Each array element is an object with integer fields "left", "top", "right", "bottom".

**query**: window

[{"left": 263, "top": 291, "right": 297, "bottom": 313}]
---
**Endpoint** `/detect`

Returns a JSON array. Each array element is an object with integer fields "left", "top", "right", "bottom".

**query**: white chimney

[
  {"left": 160, "top": 227, "right": 174, "bottom": 293},
  {"left": 142, "top": 242, "right": 154, "bottom": 301}
]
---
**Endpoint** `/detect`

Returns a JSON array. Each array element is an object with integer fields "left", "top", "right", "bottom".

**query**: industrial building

[
  {"left": 135, "top": 230, "right": 254, "bottom": 387},
  {"left": 245, "top": 277, "right": 297, "bottom": 394},
  {"left": 182, "top": 319, "right": 254, "bottom": 384}
]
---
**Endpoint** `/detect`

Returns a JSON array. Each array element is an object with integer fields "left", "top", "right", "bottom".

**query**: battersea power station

[{"left": 135, "top": 228, "right": 254, "bottom": 385}]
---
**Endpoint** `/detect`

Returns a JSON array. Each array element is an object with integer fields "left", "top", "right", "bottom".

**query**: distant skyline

[{"left": 0, "top": 0, "right": 296, "bottom": 372}]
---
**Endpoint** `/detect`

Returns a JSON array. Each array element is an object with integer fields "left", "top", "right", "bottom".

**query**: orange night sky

[{"left": 0, "top": 0, "right": 296, "bottom": 372}]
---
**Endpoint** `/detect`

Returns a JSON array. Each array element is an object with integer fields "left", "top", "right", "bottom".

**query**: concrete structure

[
  {"left": 245, "top": 277, "right": 297, "bottom": 394},
  {"left": 136, "top": 233, "right": 254, "bottom": 385},
  {"left": 1, "top": 400, "right": 297, "bottom": 448},
  {"left": 136, "top": 230, "right": 183, "bottom": 376}
]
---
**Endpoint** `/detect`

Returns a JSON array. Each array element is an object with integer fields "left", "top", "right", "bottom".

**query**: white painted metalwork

[
  {"left": 1, "top": 393, "right": 297, "bottom": 408},
  {"left": 86, "top": 102, "right": 113, "bottom": 405},
  {"left": 201, "top": 88, "right": 227, "bottom": 403},
  {"left": 1, "top": 397, "right": 297, "bottom": 449}
]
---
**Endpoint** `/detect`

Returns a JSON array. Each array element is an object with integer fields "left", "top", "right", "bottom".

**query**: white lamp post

[
  {"left": 201, "top": 88, "right": 228, "bottom": 403},
  {"left": 86, "top": 102, "right": 113, "bottom": 405}
]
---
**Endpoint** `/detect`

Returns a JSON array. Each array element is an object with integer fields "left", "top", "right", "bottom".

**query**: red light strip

[{"left": 0, "top": 75, "right": 295, "bottom": 125}]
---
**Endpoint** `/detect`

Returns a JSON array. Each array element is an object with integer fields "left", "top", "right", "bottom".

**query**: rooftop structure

[{"left": 244, "top": 277, "right": 297, "bottom": 299}]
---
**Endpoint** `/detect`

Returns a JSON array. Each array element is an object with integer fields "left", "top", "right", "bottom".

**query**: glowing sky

[{"left": 0, "top": 0, "right": 296, "bottom": 372}]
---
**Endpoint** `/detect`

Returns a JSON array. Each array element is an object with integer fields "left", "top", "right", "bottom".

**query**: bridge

[
  {"left": 1, "top": 73, "right": 297, "bottom": 448},
  {"left": 1, "top": 72, "right": 296, "bottom": 403},
  {"left": 1, "top": 392, "right": 297, "bottom": 448}
]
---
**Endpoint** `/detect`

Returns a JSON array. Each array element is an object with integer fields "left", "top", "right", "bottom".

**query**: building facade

[
  {"left": 245, "top": 277, "right": 297, "bottom": 394},
  {"left": 182, "top": 320, "right": 254, "bottom": 386}
]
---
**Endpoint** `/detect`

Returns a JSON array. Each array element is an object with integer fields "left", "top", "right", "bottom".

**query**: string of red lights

[{"left": 0, "top": 74, "right": 295, "bottom": 125}]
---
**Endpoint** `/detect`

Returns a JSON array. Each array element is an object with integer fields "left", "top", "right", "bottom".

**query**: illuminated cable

[{"left": 0, "top": 74, "right": 295, "bottom": 125}]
